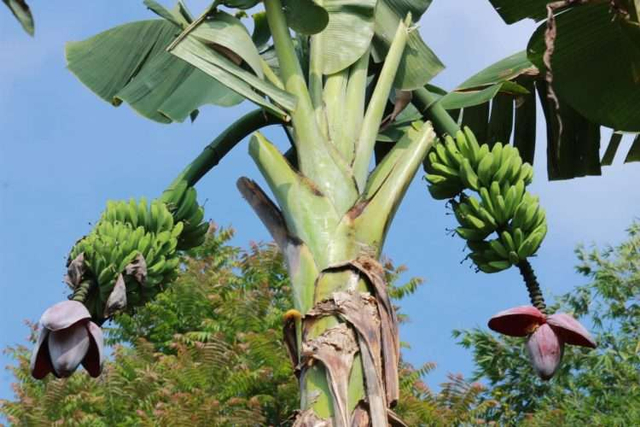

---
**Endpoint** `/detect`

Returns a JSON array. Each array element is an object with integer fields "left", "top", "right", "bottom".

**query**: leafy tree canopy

[
  {"left": 1, "top": 226, "right": 489, "bottom": 426},
  {"left": 2, "top": 223, "right": 639, "bottom": 425}
]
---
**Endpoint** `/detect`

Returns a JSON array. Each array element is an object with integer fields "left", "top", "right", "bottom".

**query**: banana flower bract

[
  {"left": 488, "top": 305, "right": 596, "bottom": 380},
  {"left": 30, "top": 300, "right": 104, "bottom": 379}
]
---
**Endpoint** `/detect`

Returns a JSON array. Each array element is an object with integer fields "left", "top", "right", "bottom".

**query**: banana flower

[
  {"left": 488, "top": 305, "right": 596, "bottom": 380},
  {"left": 30, "top": 300, "right": 104, "bottom": 379}
]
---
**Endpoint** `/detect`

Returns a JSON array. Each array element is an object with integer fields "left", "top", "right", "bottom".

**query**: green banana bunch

[
  {"left": 160, "top": 180, "right": 209, "bottom": 250},
  {"left": 69, "top": 198, "right": 184, "bottom": 320},
  {"left": 425, "top": 127, "right": 546, "bottom": 273}
]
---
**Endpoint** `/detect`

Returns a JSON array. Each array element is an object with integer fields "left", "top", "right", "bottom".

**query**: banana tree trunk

[
  {"left": 230, "top": 1, "right": 441, "bottom": 424},
  {"left": 237, "top": 120, "right": 434, "bottom": 426}
]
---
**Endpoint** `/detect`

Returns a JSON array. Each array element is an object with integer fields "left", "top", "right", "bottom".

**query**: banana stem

[
  {"left": 169, "top": 109, "right": 282, "bottom": 188},
  {"left": 517, "top": 259, "right": 547, "bottom": 314},
  {"left": 412, "top": 87, "right": 460, "bottom": 137}
]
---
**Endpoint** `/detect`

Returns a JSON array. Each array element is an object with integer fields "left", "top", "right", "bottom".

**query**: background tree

[
  {"left": 1, "top": 226, "right": 493, "bottom": 426},
  {"left": 4, "top": 222, "right": 639, "bottom": 425},
  {"left": 455, "top": 221, "right": 640, "bottom": 425}
]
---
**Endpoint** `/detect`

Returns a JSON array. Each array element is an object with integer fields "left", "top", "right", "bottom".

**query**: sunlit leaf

[
  {"left": 439, "top": 85, "right": 502, "bottom": 110},
  {"left": 170, "top": 37, "right": 295, "bottom": 119},
  {"left": 313, "top": 0, "right": 377, "bottom": 74},
  {"left": 457, "top": 51, "right": 537, "bottom": 90},
  {"left": 143, "top": 0, "right": 188, "bottom": 27},
  {"left": 188, "top": 10, "right": 264, "bottom": 79},
  {"left": 66, "top": 19, "right": 243, "bottom": 123}
]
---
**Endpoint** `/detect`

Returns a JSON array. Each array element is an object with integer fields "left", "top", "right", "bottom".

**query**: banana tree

[{"left": 24, "top": 0, "right": 639, "bottom": 425}]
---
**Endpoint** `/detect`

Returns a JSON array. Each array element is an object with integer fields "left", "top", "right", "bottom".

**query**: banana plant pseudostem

[{"left": 17, "top": 0, "right": 640, "bottom": 425}]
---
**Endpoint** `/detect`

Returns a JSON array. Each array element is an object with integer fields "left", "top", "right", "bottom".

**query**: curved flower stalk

[
  {"left": 30, "top": 301, "right": 104, "bottom": 379},
  {"left": 488, "top": 305, "right": 596, "bottom": 380}
]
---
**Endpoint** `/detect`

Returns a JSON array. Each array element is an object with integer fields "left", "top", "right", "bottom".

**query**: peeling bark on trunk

[
  {"left": 302, "top": 323, "right": 358, "bottom": 427},
  {"left": 293, "top": 409, "right": 333, "bottom": 427},
  {"left": 299, "top": 257, "right": 402, "bottom": 426}
]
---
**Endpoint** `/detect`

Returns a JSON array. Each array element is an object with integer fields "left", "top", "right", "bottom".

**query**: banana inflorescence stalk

[
  {"left": 67, "top": 180, "right": 209, "bottom": 322},
  {"left": 424, "top": 126, "right": 547, "bottom": 274}
]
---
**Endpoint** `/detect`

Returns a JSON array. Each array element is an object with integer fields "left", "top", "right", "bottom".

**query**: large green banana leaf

[
  {"left": 527, "top": 3, "right": 640, "bottom": 132},
  {"left": 446, "top": 52, "right": 639, "bottom": 180},
  {"left": 3, "top": 0, "right": 33, "bottom": 35},
  {"left": 486, "top": 1, "right": 640, "bottom": 133},
  {"left": 168, "top": 10, "right": 296, "bottom": 119},
  {"left": 378, "top": 51, "right": 639, "bottom": 181},
  {"left": 66, "top": 19, "right": 243, "bottom": 123},
  {"left": 372, "top": 0, "right": 444, "bottom": 89},
  {"left": 66, "top": 7, "right": 293, "bottom": 123}
]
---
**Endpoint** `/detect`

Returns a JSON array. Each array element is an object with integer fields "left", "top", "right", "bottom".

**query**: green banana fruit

[
  {"left": 477, "top": 153, "right": 495, "bottom": 187},
  {"left": 459, "top": 159, "right": 480, "bottom": 191}
]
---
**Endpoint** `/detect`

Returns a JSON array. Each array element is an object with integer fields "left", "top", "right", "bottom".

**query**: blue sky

[{"left": 1, "top": 0, "right": 639, "bottom": 403}]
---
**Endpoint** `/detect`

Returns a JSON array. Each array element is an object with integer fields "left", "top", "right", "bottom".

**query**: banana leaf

[
  {"left": 66, "top": 19, "right": 244, "bottom": 123},
  {"left": 170, "top": 37, "right": 295, "bottom": 119},
  {"left": 3, "top": 0, "right": 34, "bottom": 35},
  {"left": 487, "top": 0, "right": 559, "bottom": 24},
  {"left": 312, "top": 0, "right": 377, "bottom": 74},
  {"left": 144, "top": 0, "right": 190, "bottom": 27},
  {"left": 372, "top": 0, "right": 444, "bottom": 90},
  {"left": 251, "top": 11, "right": 271, "bottom": 52},
  {"left": 283, "top": 0, "right": 329, "bottom": 35},
  {"left": 625, "top": 134, "right": 640, "bottom": 163},
  {"left": 527, "top": 3, "right": 640, "bottom": 132},
  {"left": 488, "top": 0, "right": 640, "bottom": 25},
  {"left": 411, "top": 51, "right": 639, "bottom": 180}
]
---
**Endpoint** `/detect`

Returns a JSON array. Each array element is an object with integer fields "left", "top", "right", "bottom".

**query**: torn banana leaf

[
  {"left": 527, "top": 3, "right": 640, "bottom": 132},
  {"left": 418, "top": 50, "right": 639, "bottom": 180},
  {"left": 488, "top": 0, "right": 569, "bottom": 24},
  {"left": 169, "top": 10, "right": 296, "bottom": 119},
  {"left": 66, "top": 19, "right": 244, "bottom": 123}
]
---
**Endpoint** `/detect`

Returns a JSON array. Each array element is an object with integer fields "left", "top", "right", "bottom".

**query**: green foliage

[
  {"left": 2, "top": 227, "right": 298, "bottom": 426},
  {"left": 455, "top": 222, "right": 640, "bottom": 425},
  {"left": 2, "top": 226, "right": 493, "bottom": 425},
  {"left": 6, "top": 223, "right": 639, "bottom": 424}
]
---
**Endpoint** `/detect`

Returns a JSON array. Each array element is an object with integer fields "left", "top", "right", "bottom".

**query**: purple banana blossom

[
  {"left": 488, "top": 305, "right": 596, "bottom": 380},
  {"left": 30, "top": 300, "right": 104, "bottom": 379}
]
